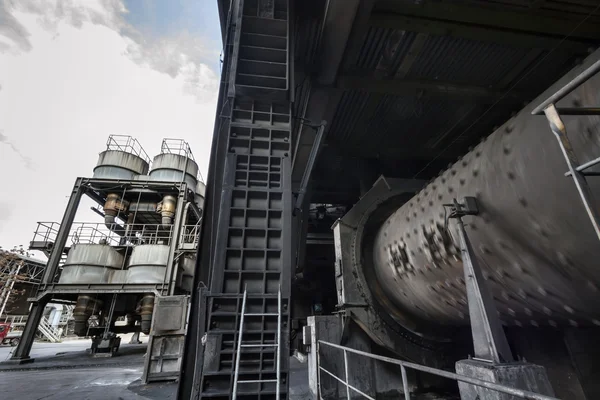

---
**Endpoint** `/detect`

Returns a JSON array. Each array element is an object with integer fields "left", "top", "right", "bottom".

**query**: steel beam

[
  {"left": 32, "top": 284, "right": 163, "bottom": 301},
  {"left": 315, "top": 0, "right": 361, "bottom": 85},
  {"left": 336, "top": 76, "right": 533, "bottom": 100},
  {"left": 8, "top": 297, "right": 48, "bottom": 362},
  {"left": 373, "top": 1, "right": 600, "bottom": 42},
  {"left": 295, "top": 122, "right": 326, "bottom": 212},
  {"left": 166, "top": 184, "right": 188, "bottom": 295},
  {"left": 369, "top": 13, "right": 593, "bottom": 53},
  {"left": 40, "top": 178, "right": 85, "bottom": 287},
  {"left": 452, "top": 202, "right": 514, "bottom": 363}
]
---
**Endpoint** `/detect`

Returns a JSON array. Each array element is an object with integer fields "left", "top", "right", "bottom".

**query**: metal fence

[
  {"left": 317, "top": 340, "right": 560, "bottom": 400},
  {"left": 180, "top": 223, "right": 202, "bottom": 248},
  {"left": 106, "top": 134, "right": 151, "bottom": 164},
  {"left": 32, "top": 221, "right": 176, "bottom": 248},
  {"left": 161, "top": 138, "right": 195, "bottom": 160}
]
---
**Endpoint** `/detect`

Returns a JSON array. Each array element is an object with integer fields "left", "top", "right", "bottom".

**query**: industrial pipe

[
  {"left": 73, "top": 295, "right": 103, "bottom": 336},
  {"left": 139, "top": 294, "right": 155, "bottom": 334},
  {"left": 157, "top": 195, "right": 177, "bottom": 226},
  {"left": 367, "top": 59, "right": 600, "bottom": 331},
  {"left": 104, "top": 193, "right": 129, "bottom": 235}
]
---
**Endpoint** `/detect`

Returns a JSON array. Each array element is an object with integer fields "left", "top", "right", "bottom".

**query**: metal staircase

[{"left": 37, "top": 316, "right": 61, "bottom": 343}]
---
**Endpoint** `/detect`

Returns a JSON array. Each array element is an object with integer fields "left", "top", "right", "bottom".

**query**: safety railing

[
  {"left": 317, "top": 340, "right": 559, "bottom": 400},
  {"left": 106, "top": 134, "right": 151, "bottom": 164},
  {"left": 531, "top": 59, "right": 600, "bottom": 242},
  {"left": 161, "top": 138, "right": 195, "bottom": 160},
  {"left": 0, "top": 315, "right": 28, "bottom": 326},
  {"left": 180, "top": 223, "right": 202, "bottom": 248},
  {"left": 32, "top": 222, "right": 176, "bottom": 249},
  {"left": 31, "top": 222, "right": 61, "bottom": 247}
]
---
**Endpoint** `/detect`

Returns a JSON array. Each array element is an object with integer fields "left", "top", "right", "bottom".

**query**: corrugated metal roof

[
  {"left": 327, "top": 23, "right": 590, "bottom": 164},
  {"left": 287, "top": 0, "right": 600, "bottom": 201},
  {"left": 403, "top": 36, "right": 531, "bottom": 87}
]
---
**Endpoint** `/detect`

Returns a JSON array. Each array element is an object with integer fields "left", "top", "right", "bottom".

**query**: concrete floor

[{"left": 0, "top": 336, "right": 310, "bottom": 400}]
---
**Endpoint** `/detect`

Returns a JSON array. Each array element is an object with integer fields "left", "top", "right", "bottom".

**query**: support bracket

[{"left": 447, "top": 197, "right": 514, "bottom": 364}]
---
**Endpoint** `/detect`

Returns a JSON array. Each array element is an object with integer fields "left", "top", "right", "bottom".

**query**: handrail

[
  {"left": 32, "top": 221, "right": 176, "bottom": 249},
  {"left": 532, "top": 59, "right": 600, "bottom": 115},
  {"left": 106, "top": 135, "right": 151, "bottom": 164},
  {"left": 317, "top": 340, "right": 559, "bottom": 400}
]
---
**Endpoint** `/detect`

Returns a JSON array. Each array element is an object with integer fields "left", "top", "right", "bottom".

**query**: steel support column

[
  {"left": 8, "top": 297, "right": 49, "bottom": 362},
  {"left": 166, "top": 183, "right": 189, "bottom": 295},
  {"left": 448, "top": 198, "right": 513, "bottom": 363},
  {"left": 40, "top": 178, "right": 86, "bottom": 288}
]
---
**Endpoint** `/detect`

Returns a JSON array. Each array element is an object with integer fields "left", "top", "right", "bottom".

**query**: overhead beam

[
  {"left": 373, "top": 1, "right": 600, "bottom": 42},
  {"left": 369, "top": 12, "right": 595, "bottom": 53},
  {"left": 336, "top": 76, "right": 533, "bottom": 101},
  {"left": 326, "top": 138, "right": 465, "bottom": 161},
  {"left": 316, "top": 0, "right": 361, "bottom": 85}
]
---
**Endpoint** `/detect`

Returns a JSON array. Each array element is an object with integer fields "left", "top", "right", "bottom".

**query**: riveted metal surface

[{"left": 372, "top": 52, "right": 600, "bottom": 329}]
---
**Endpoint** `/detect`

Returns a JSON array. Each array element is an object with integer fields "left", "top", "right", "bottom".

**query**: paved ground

[
  {"left": 0, "top": 337, "right": 310, "bottom": 399},
  {"left": 0, "top": 335, "right": 177, "bottom": 399}
]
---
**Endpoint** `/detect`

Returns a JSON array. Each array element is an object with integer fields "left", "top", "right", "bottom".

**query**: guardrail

[
  {"left": 317, "top": 340, "right": 559, "bottom": 400},
  {"left": 180, "top": 223, "right": 201, "bottom": 248},
  {"left": 106, "top": 134, "right": 151, "bottom": 164},
  {"left": 32, "top": 222, "right": 176, "bottom": 248}
]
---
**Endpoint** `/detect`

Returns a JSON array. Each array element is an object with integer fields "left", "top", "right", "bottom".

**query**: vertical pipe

[
  {"left": 317, "top": 341, "right": 323, "bottom": 399},
  {"left": 343, "top": 349, "right": 350, "bottom": 399},
  {"left": 401, "top": 365, "right": 410, "bottom": 400},
  {"left": 232, "top": 289, "right": 247, "bottom": 400},
  {"left": 276, "top": 286, "right": 282, "bottom": 400},
  {"left": 166, "top": 183, "right": 188, "bottom": 295}
]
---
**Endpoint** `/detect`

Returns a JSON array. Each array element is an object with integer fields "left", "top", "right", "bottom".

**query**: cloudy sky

[{"left": 0, "top": 0, "right": 221, "bottom": 254}]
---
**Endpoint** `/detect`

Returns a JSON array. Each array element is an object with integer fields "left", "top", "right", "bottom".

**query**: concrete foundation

[{"left": 456, "top": 359, "right": 555, "bottom": 400}]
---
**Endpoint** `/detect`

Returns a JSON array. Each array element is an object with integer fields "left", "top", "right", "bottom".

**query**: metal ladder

[
  {"left": 232, "top": 287, "right": 282, "bottom": 400},
  {"left": 532, "top": 59, "right": 600, "bottom": 241}
]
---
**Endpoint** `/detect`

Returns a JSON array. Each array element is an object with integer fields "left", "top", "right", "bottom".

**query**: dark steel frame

[{"left": 8, "top": 177, "right": 191, "bottom": 363}]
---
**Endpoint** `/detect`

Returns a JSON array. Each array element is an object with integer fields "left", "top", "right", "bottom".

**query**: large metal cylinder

[
  {"left": 93, "top": 150, "right": 149, "bottom": 180},
  {"left": 59, "top": 244, "right": 124, "bottom": 284},
  {"left": 370, "top": 59, "right": 600, "bottom": 330},
  {"left": 149, "top": 153, "right": 199, "bottom": 189},
  {"left": 125, "top": 244, "right": 169, "bottom": 283}
]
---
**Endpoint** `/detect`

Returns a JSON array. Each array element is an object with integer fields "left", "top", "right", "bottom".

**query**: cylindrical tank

[
  {"left": 368, "top": 60, "right": 600, "bottom": 331},
  {"left": 178, "top": 255, "right": 196, "bottom": 292},
  {"left": 126, "top": 244, "right": 169, "bottom": 283},
  {"left": 93, "top": 150, "right": 149, "bottom": 180},
  {"left": 149, "top": 152, "right": 199, "bottom": 190},
  {"left": 195, "top": 181, "right": 206, "bottom": 211},
  {"left": 59, "top": 244, "right": 124, "bottom": 284}
]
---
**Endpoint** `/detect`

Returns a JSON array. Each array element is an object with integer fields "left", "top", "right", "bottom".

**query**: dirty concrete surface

[{"left": 0, "top": 336, "right": 310, "bottom": 399}]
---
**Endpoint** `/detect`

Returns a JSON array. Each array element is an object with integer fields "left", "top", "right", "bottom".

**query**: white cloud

[
  {"left": 0, "top": 5, "right": 218, "bottom": 250},
  {"left": 0, "top": 0, "right": 220, "bottom": 100}
]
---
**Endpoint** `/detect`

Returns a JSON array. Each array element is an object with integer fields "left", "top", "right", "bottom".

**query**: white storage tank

[
  {"left": 178, "top": 255, "right": 196, "bottom": 292},
  {"left": 195, "top": 181, "right": 206, "bottom": 211},
  {"left": 149, "top": 139, "right": 199, "bottom": 190},
  {"left": 93, "top": 135, "right": 150, "bottom": 180},
  {"left": 59, "top": 243, "right": 124, "bottom": 284},
  {"left": 126, "top": 244, "right": 169, "bottom": 283}
]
